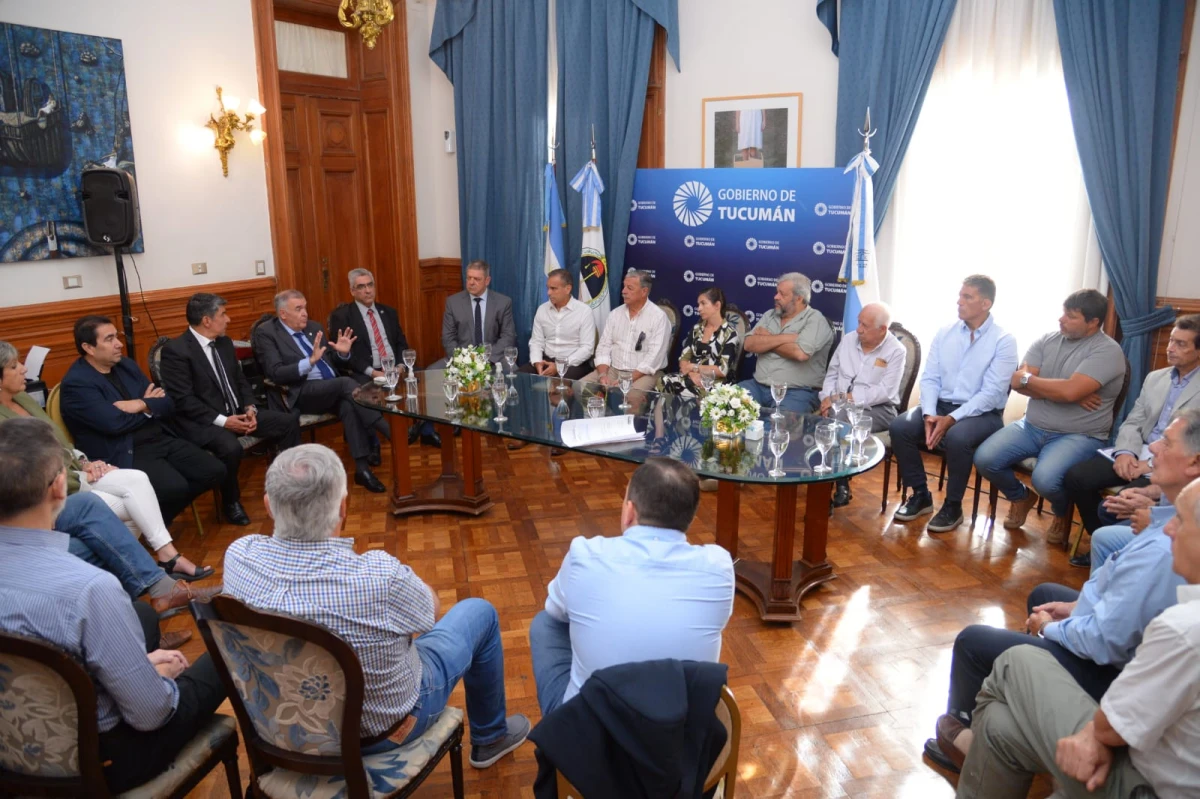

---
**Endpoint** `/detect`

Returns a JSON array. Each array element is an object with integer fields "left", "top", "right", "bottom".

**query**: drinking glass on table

[
  {"left": 442, "top": 377, "right": 460, "bottom": 415},
  {"left": 586, "top": 396, "right": 605, "bottom": 419},
  {"left": 402, "top": 348, "right": 417, "bottom": 375},
  {"left": 381, "top": 355, "right": 395, "bottom": 374},
  {"left": 768, "top": 426, "right": 790, "bottom": 478},
  {"left": 814, "top": 419, "right": 837, "bottom": 474},
  {"left": 491, "top": 379, "right": 508, "bottom": 422},
  {"left": 700, "top": 368, "right": 716, "bottom": 394},
  {"left": 851, "top": 416, "right": 873, "bottom": 465},
  {"left": 617, "top": 370, "right": 634, "bottom": 411},
  {"left": 770, "top": 382, "right": 787, "bottom": 420},
  {"left": 383, "top": 363, "right": 401, "bottom": 402},
  {"left": 555, "top": 357, "right": 569, "bottom": 390},
  {"left": 403, "top": 348, "right": 418, "bottom": 395},
  {"left": 504, "top": 346, "right": 518, "bottom": 377},
  {"left": 482, "top": 343, "right": 492, "bottom": 362},
  {"left": 830, "top": 391, "right": 848, "bottom": 421}
]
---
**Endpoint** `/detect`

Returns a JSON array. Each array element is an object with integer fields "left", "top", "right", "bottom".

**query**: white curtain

[
  {"left": 878, "top": 0, "right": 1104, "bottom": 415},
  {"left": 275, "top": 21, "right": 348, "bottom": 79}
]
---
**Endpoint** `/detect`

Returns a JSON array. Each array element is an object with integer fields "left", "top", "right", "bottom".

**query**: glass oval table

[{"left": 355, "top": 371, "right": 884, "bottom": 622}]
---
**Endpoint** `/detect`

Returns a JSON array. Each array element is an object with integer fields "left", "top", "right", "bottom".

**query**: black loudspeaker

[{"left": 81, "top": 167, "right": 140, "bottom": 247}]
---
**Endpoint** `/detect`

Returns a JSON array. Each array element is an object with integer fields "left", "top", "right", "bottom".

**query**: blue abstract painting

[{"left": 0, "top": 23, "right": 143, "bottom": 262}]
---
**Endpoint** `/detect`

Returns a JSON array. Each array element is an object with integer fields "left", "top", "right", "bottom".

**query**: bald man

[{"left": 820, "top": 303, "right": 907, "bottom": 507}]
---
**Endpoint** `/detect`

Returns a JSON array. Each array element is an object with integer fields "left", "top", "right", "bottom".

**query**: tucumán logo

[
  {"left": 811, "top": 279, "right": 824, "bottom": 293},
  {"left": 684, "top": 235, "right": 696, "bottom": 248},
  {"left": 673, "top": 181, "right": 713, "bottom": 227},
  {"left": 631, "top": 199, "right": 638, "bottom": 212},
  {"left": 814, "top": 203, "right": 828, "bottom": 216},
  {"left": 627, "top": 233, "right": 638, "bottom": 246},
  {"left": 683, "top": 270, "right": 695, "bottom": 283},
  {"left": 744, "top": 274, "right": 757, "bottom": 287},
  {"left": 812, "top": 242, "right": 826, "bottom": 255},
  {"left": 745, "top": 238, "right": 758, "bottom": 251},
  {"left": 683, "top": 304, "right": 695, "bottom": 317}
]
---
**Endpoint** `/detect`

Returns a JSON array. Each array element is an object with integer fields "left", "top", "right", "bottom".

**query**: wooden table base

[
  {"left": 389, "top": 417, "right": 493, "bottom": 517},
  {"left": 717, "top": 479, "right": 836, "bottom": 622}
]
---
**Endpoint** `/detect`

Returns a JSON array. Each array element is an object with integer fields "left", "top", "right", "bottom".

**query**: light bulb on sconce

[{"left": 204, "top": 85, "right": 266, "bottom": 177}]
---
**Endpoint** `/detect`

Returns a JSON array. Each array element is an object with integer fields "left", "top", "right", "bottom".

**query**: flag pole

[
  {"left": 858, "top": 107, "right": 876, "bottom": 156},
  {"left": 590, "top": 123, "right": 596, "bottom": 162}
]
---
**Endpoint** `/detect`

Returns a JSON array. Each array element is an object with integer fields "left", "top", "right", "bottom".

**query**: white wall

[
  {"left": 1159, "top": 7, "right": 1200, "bottom": 300},
  {"left": 405, "top": 0, "right": 460, "bottom": 260},
  {"left": 665, "top": 0, "right": 840, "bottom": 169},
  {"left": 0, "top": 0, "right": 273, "bottom": 306}
]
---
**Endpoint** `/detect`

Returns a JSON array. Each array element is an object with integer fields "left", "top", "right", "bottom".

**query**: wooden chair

[
  {"left": 556, "top": 684, "right": 741, "bottom": 799},
  {"left": 874, "top": 322, "right": 923, "bottom": 512},
  {"left": 723, "top": 304, "right": 751, "bottom": 381},
  {"left": 248, "top": 313, "right": 338, "bottom": 443},
  {"left": 0, "top": 629, "right": 240, "bottom": 798},
  {"left": 193, "top": 595, "right": 465, "bottom": 799}
]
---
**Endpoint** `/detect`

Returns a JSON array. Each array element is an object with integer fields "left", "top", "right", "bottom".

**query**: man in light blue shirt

[
  {"left": 529, "top": 458, "right": 735, "bottom": 716},
  {"left": 890, "top": 275, "right": 1018, "bottom": 533},
  {"left": 924, "top": 409, "right": 1200, "bottom": 773}
]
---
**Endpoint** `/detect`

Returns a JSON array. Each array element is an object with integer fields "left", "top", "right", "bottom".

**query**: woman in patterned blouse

[{"left": 659, "top": 288, "right": 739, "bottom": 398}]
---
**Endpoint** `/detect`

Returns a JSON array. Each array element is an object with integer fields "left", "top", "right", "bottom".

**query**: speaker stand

[{"left": 113, "top": 248, "right": 137, "bottom": 360}]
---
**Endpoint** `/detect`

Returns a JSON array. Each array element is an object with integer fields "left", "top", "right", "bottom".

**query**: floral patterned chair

[
  {"left": 192, "top": 595, "right": 465, "bottom": 799},
  {"left": 0, "top": 629, "right": 240, "bottom": 798}
]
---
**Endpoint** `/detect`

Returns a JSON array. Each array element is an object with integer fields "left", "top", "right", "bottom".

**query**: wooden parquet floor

[{"left": 174, "top": 428, "right": 1073, "bottom": 798}]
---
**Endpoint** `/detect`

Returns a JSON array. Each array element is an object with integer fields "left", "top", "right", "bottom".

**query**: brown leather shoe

[
  {"left": 151, "top": 581, "right": 223, "bottom": 619},
  {"left": 159, "top": 629, "right": 193, "bottom": 650},
  {"left": 1046, "top": 514, "right": 1072, "bottom": 546},
  {"left": 1002, "top": 489, "right": 1039, "bottom": 529},
  {"left": 934, "top": 713, "right": 967, "bottom": 771}
]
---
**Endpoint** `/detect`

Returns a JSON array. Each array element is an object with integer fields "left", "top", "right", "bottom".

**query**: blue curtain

[
  {"left": 430, "top": 0, "right": 547, "bottom": 354},
  {"left": 1054, "top": 0, "right": 1185, "bottom": 421},
  {"left": 819, "top": 0, "right": 957, "bottom": 231},
  {"left": 556, "top": 0, "right": 679, "bottom": 307}
]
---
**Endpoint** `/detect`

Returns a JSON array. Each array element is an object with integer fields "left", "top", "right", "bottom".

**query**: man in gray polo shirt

[
  {"left": 975, "top": 289, "right": 1126, "bottom": 544},
  {"left": 738, "top": 272, "right": 834, "bottom": 414}
]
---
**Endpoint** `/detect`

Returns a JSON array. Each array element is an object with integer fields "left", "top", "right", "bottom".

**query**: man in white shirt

[
  {"left": 580, "top": 270, "right": 671, "bottom": 393},
  {"left": 820, "top": 301, "right": 907, "bottom": 508},
  {"left": 528, "top": 458, "right": 734, "bottom": 716},
  {"left": 521, "top": 268, "right": 596, "bottom": 381},
  {"left": 949, "top": 475, "right": 1200, "bottom": 798}
]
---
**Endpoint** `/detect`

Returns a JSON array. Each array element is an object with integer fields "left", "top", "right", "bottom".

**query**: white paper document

[
  {"left": 23, "top": 345, "right": 49, "bottom": 380},
  {"left": 560, "top": 414, "right": 644, "bottom": 448}
]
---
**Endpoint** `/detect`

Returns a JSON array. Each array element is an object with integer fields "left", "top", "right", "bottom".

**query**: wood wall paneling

[
  {"left": 637, "top": 25, "right": 667, "bottom": 169},
  {"left": 1, "top": 278, "right": 278, "bottom": 388},
  {"left": 419, "top": 257, "right": 464, "bottom": 366},
  {"left": 1151, "top": 296, "right": 1200, "bottom": 371}
]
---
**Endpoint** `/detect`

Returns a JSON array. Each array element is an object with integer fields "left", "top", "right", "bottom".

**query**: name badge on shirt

[{"left": 874, "top": 357, "right": 888, "bottom": 368}]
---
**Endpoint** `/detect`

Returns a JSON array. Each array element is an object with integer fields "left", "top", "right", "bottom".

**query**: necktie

[
  {"left": 208, "top": 341, "right": 239, "bottom": 415},
  {"left": 293, "top": 331, "right": 335, "bottom": 379},
  {"left": 473, "top": 297, "right": 483, "bottom": 346},
  {"left": 367, "top": 308, "right": 389, "bottom": 368}
]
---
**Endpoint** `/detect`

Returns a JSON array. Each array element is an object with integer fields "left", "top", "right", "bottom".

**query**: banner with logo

[{"left": 624, "top": 168, "right": 855, "bottom": 374}]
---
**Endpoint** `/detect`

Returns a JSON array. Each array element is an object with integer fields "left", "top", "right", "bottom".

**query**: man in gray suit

[
  {"left": 251, "top": 289, "right": 389, "bottom": 493},
  {"left": 432, "top": 260, "right": 517, "bottom": 368},
  {"left": 1064, "top": 313, "right": 1200, "bottom": 553}
]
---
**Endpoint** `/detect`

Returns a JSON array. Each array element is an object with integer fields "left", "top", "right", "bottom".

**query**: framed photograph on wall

[{"left": 702, "top": 93, "right": 802, "bottom": 168}]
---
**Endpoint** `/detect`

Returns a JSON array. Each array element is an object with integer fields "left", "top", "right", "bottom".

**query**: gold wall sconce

[
  {"left": 205, "top": 86, "right": 266, "bottom": 177},
  {"left": 338, "top": 0, "right": 394, "bottom": 50}
]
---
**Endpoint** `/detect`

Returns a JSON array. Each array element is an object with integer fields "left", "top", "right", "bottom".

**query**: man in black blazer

[
  {"left": 432, "top": 260, "right": 517, "bottom": 368},
  {"left": 328, "top": 268, "right": 439, "bottom": 447},
  {"left": 160, "top": 293, "right": 302, "bottom": 525},
  {"left": 251, "top": 289, "right": 389, "bottom": 492},
  {"left": 60, "top": 316, "right": 226, "bottom": 526}
]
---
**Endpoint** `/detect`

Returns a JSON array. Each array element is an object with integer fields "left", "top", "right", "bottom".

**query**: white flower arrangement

[
  {"left": 446, "top": 346, "right": 491, "bottom": 391},
  {"left": 699, "top": 383, "right": 761, "bottom": 434}
]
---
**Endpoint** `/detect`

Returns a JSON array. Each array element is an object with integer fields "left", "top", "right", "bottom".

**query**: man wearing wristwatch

[
  {"left": 922, "top": 409, "right": 1200, "bottom": 775},
  {"left": 974, "top": 289, "right": 1126, "bottom": 545}
]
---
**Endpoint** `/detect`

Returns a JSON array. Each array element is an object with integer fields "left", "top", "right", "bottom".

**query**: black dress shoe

[
  {"left": 355, "top": 468, "right": 387, "bottom": 493},
  {"left": 421, "top": 429, "right": 442, "bottom": 448},
  {"left": 223, "top": 502, "right": 251, "bottom": 526},
  {"left": 408, "top": 425, "right": 420, "bottom": 445},
  {"left": 832, "top": 480, "right": 852, "bottom": 508},
  {"left": 1069, "top": 552, "right": 1091, "bottom": 568},
  {"left": 367, "top": 438, "right": 382, "bottom": 467}
]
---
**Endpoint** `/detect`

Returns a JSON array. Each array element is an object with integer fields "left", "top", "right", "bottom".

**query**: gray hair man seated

[
  {"left": 222, "top": 444, "right": 529, "bottom": 768},
  {"left": 529, "top": 457, "right": 735, "bottom": 717}
]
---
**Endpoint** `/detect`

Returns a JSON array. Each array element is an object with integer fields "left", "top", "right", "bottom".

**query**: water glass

[
  {"left": 555, "top": 357, "right": 569, "bottom": 390},
  {"left": 814, "top": 419, "right": 837, "bottom": 474},
  {"left": 442, "top": 377, "right": 460, "bottom": 413},
  {"left": 700, "top": 370, "right": 716, "bottom": 393},
  {"left": 586, "top": 396, "right": 605, "bottom": 419},
  {"left": 491, "top": 380, "right": 508, "bottom": 422},
  {"left": 384, "top": 364, "right": 401, "bottom": 402},
  {"left": 617, "top": 370, "right": 634, "bottom": 411},
  {"left": 482, "top": 343, "right": 492, "bottom": 363},
  {"left": 504, "top": 346, "right": 518, "bottom": 376},
  {"left": 768, "top": 426, "right": 790, "bottom": 477},
  {"left": 402, "top": 348, "right": 417, "bottom": 377},
  {"left": 770, "top": 382, "right": 787, "bottom": 419},
  {"left": 381, "top": 355, "right": 395, "bottom": 374},
  {"left": 852, "top": 417, "right": 872, "bottom": 464},
  {"left": 831, "top": 391, "right": 847, "bottom": 420}
]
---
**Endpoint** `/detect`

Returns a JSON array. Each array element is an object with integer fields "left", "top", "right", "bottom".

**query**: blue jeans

[
  {"left": 56, "top": 493, "right": 166, "bottom": 599},
  {"left": 1089, "top": 525, "right": 1137, "bottom": 574},
  {"left": 529, "top": 610, "right": 573, "bottom": 717},
  {"left": 973, "top": 419, "right": 1104, "bottom": 516},
  {"left": 737, "top": 379, "right": 820, "bottom": 415},
  {"left": 393, "top": 598, "right": 508, "bottom": 748}
]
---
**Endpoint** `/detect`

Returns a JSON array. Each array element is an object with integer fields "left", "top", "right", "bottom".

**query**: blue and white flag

[
  {"left": 542, "top": 162, "right": 567, "bottom": 304},
  {"left": 837, "top": 149, "right": 880, "bottom": 333},
  {"left": 570, "top": 160, "right": 610, "bottom": 330}
]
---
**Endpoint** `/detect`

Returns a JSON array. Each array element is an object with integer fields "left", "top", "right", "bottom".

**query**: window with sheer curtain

[{"left": 879, "top": 0, "right": 1104, "bottom": 387}]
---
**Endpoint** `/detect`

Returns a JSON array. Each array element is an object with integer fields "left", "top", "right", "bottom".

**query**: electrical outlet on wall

[
  {"left": 192, "top": 262, "right": 207, "bottom": 275},
  {"left": 63, "top": 275, "right": 82, "bottom": 289},
  {"left": 255, "top": 260, "right": 266, "bottom": 275}
]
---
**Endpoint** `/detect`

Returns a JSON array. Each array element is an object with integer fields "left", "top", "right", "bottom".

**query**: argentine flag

[
  {"left": 837, "top": 149, "right": 880, "bottom": 332},
  {"left": 570, "top": 160, "right": 610, "bottom": 331},
  {"left": 542, "top": 162, "right": 566, "bottom": 303}
]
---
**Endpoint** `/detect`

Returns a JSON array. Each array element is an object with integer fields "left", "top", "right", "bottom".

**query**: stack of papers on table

[{"left": 560, "top": 415, "right": 644, "bottom": 448}]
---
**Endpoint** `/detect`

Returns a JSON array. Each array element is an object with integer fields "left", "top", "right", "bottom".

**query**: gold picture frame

[{"left": 701, "top": 92, "right": 803, "bottom": 168}]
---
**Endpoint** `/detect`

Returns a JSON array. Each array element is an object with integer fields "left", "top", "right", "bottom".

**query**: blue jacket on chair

[{"left": 60, "top": 356, "right": 176, "bottom": 469}]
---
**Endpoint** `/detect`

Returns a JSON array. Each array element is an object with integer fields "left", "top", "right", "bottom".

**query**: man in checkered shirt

[{"left": 223, "top": 444, "right": 529, "bottom": 767}]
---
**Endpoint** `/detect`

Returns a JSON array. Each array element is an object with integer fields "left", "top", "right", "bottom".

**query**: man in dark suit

[
  {"left": 160, "top": 293, "right": 302, "bottom": 525},
  {"left": 431, "top": 260, "right": 517, "bottom": 368},
  {"left": 251, "top": 289, "right": 389, "bottom": 492},
  {"left": 328, "top": 268, "right": 439, "bottom": 447},
  {"left": 60, "top": 316, "right": 226, "bottom": 526}
]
